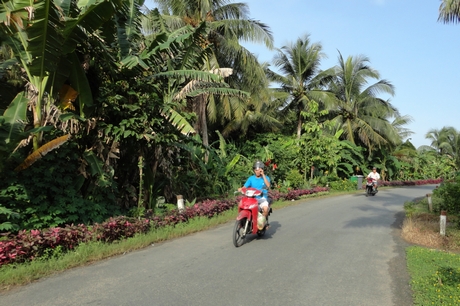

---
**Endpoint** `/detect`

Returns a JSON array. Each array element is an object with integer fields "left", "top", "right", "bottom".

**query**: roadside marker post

[
  {"left": 177, "top": 195, "right": 185, "bottom": 212},
  {"left": 440, "top": 210, "right": 447, "bottom": 236},
  {"left": 426, "top": 193, "right": 432, "bottom": 212}
]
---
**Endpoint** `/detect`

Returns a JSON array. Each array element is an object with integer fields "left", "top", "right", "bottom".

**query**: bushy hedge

[
  {"left": 432, "top": 176, "right": 460, "bottom": 219},
  {"left": 377, "top": 179, "right": 443, "bottom": 187},
  {"left": 329, "top": 179, "right": 356, "bottom": 191}
]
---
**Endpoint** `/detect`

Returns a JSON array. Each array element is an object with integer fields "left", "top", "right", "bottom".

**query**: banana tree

[{"left": 0, "top": 0, "right": 125, "bottom": 151}]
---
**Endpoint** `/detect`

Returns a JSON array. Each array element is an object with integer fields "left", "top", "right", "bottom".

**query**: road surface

[{"left": 1, "top": 185, "right": 435, "bottom": 305}]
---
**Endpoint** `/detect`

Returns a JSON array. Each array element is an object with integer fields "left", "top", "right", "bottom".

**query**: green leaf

[
  {"left": 1, "top": 93, "right": 28, "bottom": 147},
  {"left": 161, "top": 105, "right": 195, "bottom": 135},
  {"left": 83, "top": 150, "right": 105, "bottom": 177},
  {"left": 68, "top": 51, "right": 94, "bottom": 115},
  {"left": 3, "top": 92, "right": 28, "bottom": 124}
]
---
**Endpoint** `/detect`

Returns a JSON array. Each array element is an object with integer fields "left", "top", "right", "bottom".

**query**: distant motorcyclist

[
  {"left": 238, "top": 161, "right": 271, "bottom": 223},
  {"left": 367, "top": 167, "right": 380, "bottom": 190}
]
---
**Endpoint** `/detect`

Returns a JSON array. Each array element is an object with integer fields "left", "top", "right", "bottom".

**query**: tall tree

[
  {"left": 149, "top": 0, "right": 274, "bottom": 146},
  {"left": 269, "top": 34, "right": 335, "bottom": 139},
  {"left": 327, "top": 53, "right": 399, "bottom": 153},
  {"left": 425, "top": 127, "right": 455, "bottom": 155}
]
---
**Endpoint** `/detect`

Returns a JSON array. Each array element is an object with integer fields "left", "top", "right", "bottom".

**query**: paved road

[{"left": 1, "top": 185, "right": 436, "bottom": 306}]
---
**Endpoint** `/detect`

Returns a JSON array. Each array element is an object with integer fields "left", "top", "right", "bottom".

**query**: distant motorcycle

[
  {"left": 365, "top": 178, "right": 378, "bottom": 196},
  {"left": 233, "top": 187, "right": 272, "bottom": 247}
]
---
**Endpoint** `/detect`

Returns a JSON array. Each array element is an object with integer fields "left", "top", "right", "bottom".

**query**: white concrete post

[
  {"left": 440, "top": 210, "right": 447, "bottom": 236},
  {"left": 177, "top": 195, "right": 185, "bottom": 212},
  {"left": 426, "top": 193, "right": 432, "bottom": 212}
]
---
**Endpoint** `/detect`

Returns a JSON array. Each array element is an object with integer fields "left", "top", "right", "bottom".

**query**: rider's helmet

[{"left": 253, "top": 160, "right": 265, "bottom": 170}]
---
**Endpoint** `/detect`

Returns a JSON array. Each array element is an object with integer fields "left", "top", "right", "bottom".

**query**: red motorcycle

[
  {"left": 233, "top": 187, "right": 271, "bottom": 247},
  {"left": 365, "top": 178, "right": 378, "bottom": 196}
]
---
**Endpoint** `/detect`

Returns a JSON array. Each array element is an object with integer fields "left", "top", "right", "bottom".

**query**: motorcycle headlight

[{"left": 246, "top": 190, "right": 256, "bottom": 197}]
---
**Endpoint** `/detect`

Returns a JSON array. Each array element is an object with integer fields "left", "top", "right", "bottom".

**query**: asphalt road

[{"left": 1, "top": 185, "right": 437, "bottom": 306}]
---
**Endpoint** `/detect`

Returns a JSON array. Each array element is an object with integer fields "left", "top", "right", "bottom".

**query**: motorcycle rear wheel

[
  {"left": 257, "top": 228, "right": 265, "bottom": 237},
  {"left": 257, "top": 216, "right": 268, "bottom": 237},
  {"left": 233, "top": 218, "right": 246, "bottom": 247}
]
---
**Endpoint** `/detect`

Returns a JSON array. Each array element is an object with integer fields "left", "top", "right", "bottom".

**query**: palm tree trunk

[
  {"left": 194, "top": 94, "right": 209, "bottom": 147},
  {"left": 297, "top": 111, "right": 302, "bottom": 139}
]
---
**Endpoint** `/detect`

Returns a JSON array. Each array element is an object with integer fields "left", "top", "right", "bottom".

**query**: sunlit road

[{"left": 1, "top": 185, "right": 437, "bottom": 306}]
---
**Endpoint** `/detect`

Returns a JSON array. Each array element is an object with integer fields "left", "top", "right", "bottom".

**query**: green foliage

[
  {"left": 335, "top": 140, "right": 366, "bottom": 177},
  {"left": 172, "top": 135, "right": 248, "bottom": 201},
  {"left": 0, "top": 140, "right": 120, "bottom": 231},
  {"left": 0, "top": 93, "right": 28, "bottom": 172},
  {"left": 39, "top": 245, "right": 65, "bottom": 261},
  {"left": 0, "top": 205, "right": 20, "bottom": 231},
  {"left": 329, "top": 179, "right": 357, "bottom": 191},
  {"left": 128, "top": 207, "right": 146, "bottom": 218},
  {"left": 433, "top": 176, "right": 460, "bottom": 218},
  {"left": 285, "top": 169, "right": 304, "bottom": 189},
  {"left": 403, "top": 201, "right": 417, "bottom": 218},
  {"left": 431, "top": 193, "right": 444, "bottom": 213},
  {"left": 296, "top": 101, "right": 341, "bottom": 182},
  {"left": 400, "top": 151, "right": 457, "bottom": 181},
  {"left": 239, "top": 133, "right": 301, "bottom": 186},
  {"left": 407, "top": 246, "right": 460, "bottom": 305}
]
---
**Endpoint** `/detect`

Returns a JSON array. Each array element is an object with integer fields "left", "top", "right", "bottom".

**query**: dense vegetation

[{"left": 0, "top": 0, "right": 459, "bottom": 235}]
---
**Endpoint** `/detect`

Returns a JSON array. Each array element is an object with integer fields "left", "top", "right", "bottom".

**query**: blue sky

[{"left": 146, "top": 0, "right": 460, "bottom": 149}]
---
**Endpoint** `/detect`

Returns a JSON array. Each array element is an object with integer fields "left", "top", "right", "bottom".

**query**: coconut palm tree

[
  {"left": 268, "top": 34, "right": 336, "bottom": 139},
  {"left": 148, "top": 0, "right": 274, "bottom": 146},
  {"left": 439, "top": 0, "right": 460, "bottom": 24},
  {"left": 220, "top": 62, "right": 282, "bottom": 137},
  {"left": 327, "top": 52, "right": 399, "bottom": 153},
  {"left": 425, "top": 127, "right": 455, "bottom": 154},
  {"left": 424, "top": 126, "right": 460, "bottom": 169}
]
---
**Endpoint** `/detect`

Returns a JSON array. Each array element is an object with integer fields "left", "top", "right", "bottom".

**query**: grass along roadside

[
  {"left": 406, "top": 246, "right": 460, "bottom": 305},
  {"left": 402, "top": 196, "right": 460, "bottom": 305},
  {"left": 0, "top": 190, "right": 339, "bottom": 291}
]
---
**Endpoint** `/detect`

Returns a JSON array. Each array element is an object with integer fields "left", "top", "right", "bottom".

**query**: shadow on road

[
  {"left": 343, "top": 185, "right": 439, "bottom": 230},
  {"left": 243, "top": 221, "right": 281, "bottom": 245}
]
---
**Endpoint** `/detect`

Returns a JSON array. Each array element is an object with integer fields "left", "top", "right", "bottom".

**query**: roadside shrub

[
  {"left": 329, "top": 179, "right": 356, "bottom": 191},
  {"left": 0, "top": 224, "right": 93, "bottom": 265},
  {"left": 403, "top": 201, "right": 417, "bottom": 218},
  {"left": 0, "top": 141, "right": 120, "bottom": 231},
  {"left": 285, "top": 169, "right": 304, "bottom": 189},
  {"left": 93, "top": 216, "right": 151, "bottom": 243},
  {"left": 379, "top": 179, "right": 443, "bottom": 187},
  {"left": 283, "top": 187, "right": 329, "bottom": 201},
  {"left": 433, "top": 177, "right": 460, "bottom": 223}
]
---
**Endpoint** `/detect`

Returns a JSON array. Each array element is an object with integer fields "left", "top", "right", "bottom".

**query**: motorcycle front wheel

[{"left": 233, "top": 218, "right": 247, "bottom": 247}]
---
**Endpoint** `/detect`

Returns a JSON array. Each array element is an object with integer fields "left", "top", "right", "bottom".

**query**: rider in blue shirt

[{"left": 238, "top": 161, "right": 271, "bottom": 222}]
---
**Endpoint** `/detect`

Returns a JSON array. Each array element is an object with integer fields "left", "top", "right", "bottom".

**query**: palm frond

[
  {"left": 161, "top": 105, "right": 195, "bottom": 135},
  {"left": 14, "top": 134, "right": 71, "bottom": 171},
  {"left": 439, "top": 0, "right": 460, "bottom": 24}
]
